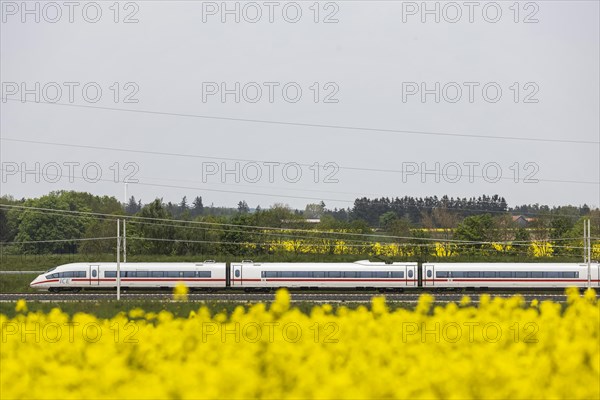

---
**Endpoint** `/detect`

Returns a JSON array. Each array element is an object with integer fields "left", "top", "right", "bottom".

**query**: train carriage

[
  {"left": 229, "top": 260, "right": 418, "bottom": 289},
  {"left": 29, "top": 261, "right": 227, "bottom": 292},
  {"left": 423, "top": 263, "right": 600, "bottom": 289}
]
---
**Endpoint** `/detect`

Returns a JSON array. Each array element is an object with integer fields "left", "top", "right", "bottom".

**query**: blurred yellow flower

[
  {"left": 15, "top": 299, "right": 27, "bottom": 313},
  {"left": 173, "top": 282, "right": 189, "bottom": 302},
  {"left": 1, "top": 288, "right": 598, "bottom": 399}
]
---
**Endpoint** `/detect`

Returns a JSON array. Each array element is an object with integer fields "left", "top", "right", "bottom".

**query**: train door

[
  {"left": 89, "top": 265, "right": 100, "bottom": 286},
  {"left": 231, "top": 264, "right": 243, "bottom": 287},
  {"left": 423, "top": 264, "right": 435, "bottom": 287},
  {"left": 406, "top": 265, "right": 416, "bottom": 286}
]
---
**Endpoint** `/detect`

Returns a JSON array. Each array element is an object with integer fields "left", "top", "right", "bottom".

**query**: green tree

[
  {"left": 379, "top": 211, "right": 397, "bottom": 230},
  {"left": 220, "top": 213, "right": 256, "bottom": 256},
  {"left": 128, "top": 199, "right": 175, "bottom": 255},
  {"left": 304, "top": 202, "right": 325, "bottom": 219},
  {"left": 9, "top": 192, "right": 93, "bottom": 254},
  {"left": 192, "top": 196, "right": 204, "bottom": 217},
  {"left": 455, "top": 214, "right": 497, "bottom": 255},
  {"left": 238, "top": 201, "right": 249, "bottom": 214}
]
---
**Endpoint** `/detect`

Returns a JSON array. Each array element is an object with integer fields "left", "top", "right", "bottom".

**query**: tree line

[{"left": 0, "top": 191, "right": 597, "bottom": 259}]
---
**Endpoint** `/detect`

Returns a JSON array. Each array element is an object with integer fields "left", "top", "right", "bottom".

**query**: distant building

[
  {"left": 281, "top": 219, "right": 321, "bottom": 224},
  {"left": 512, "top": 215, "right": 535, "bottom": 227}
]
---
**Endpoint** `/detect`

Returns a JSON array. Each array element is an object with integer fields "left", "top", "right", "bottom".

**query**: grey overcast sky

[{"left": 1, "top": 1, "right": 599, "bottom": 210}]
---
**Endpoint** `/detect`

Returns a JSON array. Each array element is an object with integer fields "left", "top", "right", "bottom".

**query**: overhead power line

[
  {"left": 1, "top": 234, "right": 590, "bottom": 251},
  {"left": 0, "top": 237, "right": 116, "bottom": 245},
  {"left": 1, "top": 203, "right": 598, "bottom": 246},
  {"left": 3, "top": 138, "right": 598, "bottom": 185},
  {"left": 2, "top": 98, "right": 597, "bottom": 145}
]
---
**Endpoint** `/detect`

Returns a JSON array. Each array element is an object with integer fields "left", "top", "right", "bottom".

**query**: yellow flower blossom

[
  {"left": 0, "top": 288, "right": 598, "bottom": 399},
  {"left": 15, "top": 299, "right": 27, "bottom": 313},
  {"left": 173, "top": 282, "right": 189, "bottom": 302}
]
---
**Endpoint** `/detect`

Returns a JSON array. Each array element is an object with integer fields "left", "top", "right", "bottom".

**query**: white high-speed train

[{"left": 30, "top": 260, "right": 600, "bottom": 292}]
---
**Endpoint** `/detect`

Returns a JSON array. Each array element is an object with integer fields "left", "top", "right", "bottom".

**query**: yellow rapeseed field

[{"left": 1, "top": 288, "right": 599, "bottom": 399}]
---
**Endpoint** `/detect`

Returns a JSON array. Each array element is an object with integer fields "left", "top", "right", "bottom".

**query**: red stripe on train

[
  {"left": 424, "top": 279, "right": 600, "bottom": 283},
  {"left": 31, "top": 279, "right": 60, "bottom": 285},
  {"left": 265, "top": 279, "right": 417, "bottom": 282}
]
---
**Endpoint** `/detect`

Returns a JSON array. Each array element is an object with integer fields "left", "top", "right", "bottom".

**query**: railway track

[{"left": 1, "top": 291, "right": 591, "bottom": 302}]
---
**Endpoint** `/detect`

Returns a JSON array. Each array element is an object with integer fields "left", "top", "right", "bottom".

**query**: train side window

[
  {"left": 483, "top": 271, "right": 496, "bottom": 278},
  {"left": 561, "top": 272, "right": 577, "bottom": 278},
  {"left": 314, "top": 271, "right": 326, "bottom": 278},
  {"left": 166, "top": 271, "right": 178, "bottom": 278},
  {"left": 105, "top": 271, "right": 116, "bottom": 278},
  {"left": 197, "top": 271, "right": 211, "bottom": 278},
  {"left": 294, "top": 271, "right": 312, "bottom": 278},
  {"left": 151, "top": 271, "right": 163, "bottom": 277},
  {"left": 426, "top": 270, "right": 432, "bottom": 278},
  {"left": 498, "top": 271, "right": 512, "bottom": 278},
  {"left": 92, "top": 270, "right": 97, "bottom": 278},
  {"left": 545, "top": 272, "right": 560, "bottom": 278},
  {"left": 328, "top": 271, "right": 342, "bottom": 278},
  {"left": 514, "top": 272, "right": 527, "bottom": 278},
  {"left": 343, "top": 271, "right": 357, "bottom": 278},
  {"left": 531, "top": 271, "right": 543, "bottom": 278},
  {"left": 281, "top": 271, "right": 294, "bottom": 278},
  {"left": 391, "top": 271, "right": 404, "bottom": 278},
  {"left": 436, "top": 271, "right": 448, "bottom": 278},
  {"left": 408, "top": 270, "right": 414, "bottom": 278},
  {"left": 452, "top": 271, "right": 465, "bottom": 278},
  {"left": 137, "top": 271, "right": 149, "bottom": 277}
]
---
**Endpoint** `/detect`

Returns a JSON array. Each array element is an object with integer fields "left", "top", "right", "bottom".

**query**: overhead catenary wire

[
  {"left": 1, "top": 169, "right": 596, "bottom": 220},
  {"left": 0, "top": 237, "right": 116, "bottom": 245},
  {"left": 1, "top": 203, "right": 598, "bottom": 244},
  {"left": 120, "top": 219, "right": 596, "bottom": 246},
  {"left": 2, "top": 234, "right": 586, "bottom": 251},
  {"left": 2, "top": 138, "right": 599, "bottom": 186},
  {"left": 2, "top": 98, "right": 598, "bottom": 145},
  {"left": 0, "top": 204, "right": 597, "bottom": 249}
]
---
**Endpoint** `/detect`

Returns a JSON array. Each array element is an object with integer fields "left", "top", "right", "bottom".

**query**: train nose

[{"left": 30, "top": 275, "right": 42, "bottom": 289}]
